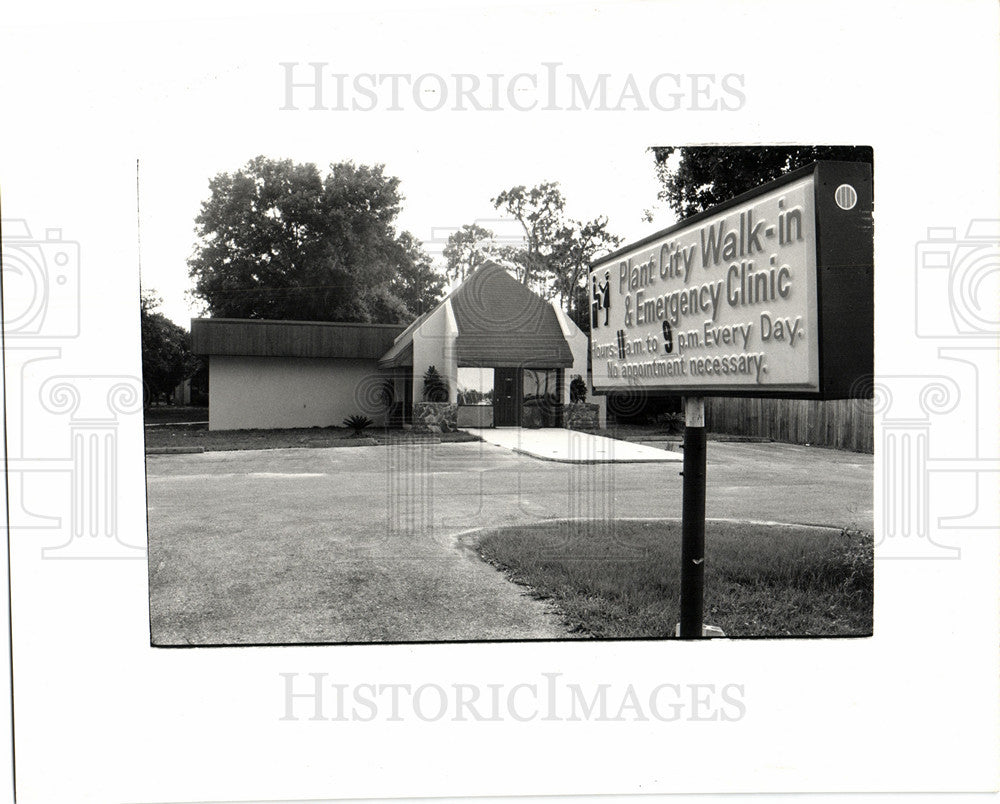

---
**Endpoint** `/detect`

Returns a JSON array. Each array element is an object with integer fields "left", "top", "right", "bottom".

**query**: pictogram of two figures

[{"left": 591, "top": 270, "right": 611, "bottom": 328}]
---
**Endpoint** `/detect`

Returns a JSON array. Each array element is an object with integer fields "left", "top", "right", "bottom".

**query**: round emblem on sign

[{"left": 834, "top": 183, "right": 858, "bottom": 210}]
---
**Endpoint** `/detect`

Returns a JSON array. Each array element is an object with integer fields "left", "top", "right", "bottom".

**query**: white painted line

[{"left": 148, "top": 472, "right": 329, "bottom": 481}]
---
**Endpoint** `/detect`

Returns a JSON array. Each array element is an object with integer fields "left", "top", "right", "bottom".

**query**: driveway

[{"left": 146, "top": 440, "right": 872, "bottom": 645}]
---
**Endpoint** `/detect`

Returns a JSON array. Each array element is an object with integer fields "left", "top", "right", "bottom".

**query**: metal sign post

[{"left": 679, "top": 397, "right": 706, "bottom": 638}]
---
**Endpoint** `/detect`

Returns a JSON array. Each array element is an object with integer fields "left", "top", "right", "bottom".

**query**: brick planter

[
  {"left": 564, "top": 402, "right": 600, "bottom": 430},
  {"left": 412, "top": 402, "right": 458, "bottom": 433}
]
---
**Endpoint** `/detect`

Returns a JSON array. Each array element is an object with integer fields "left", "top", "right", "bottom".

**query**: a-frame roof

[
  {"left": 450, "top": 262, "right": 573, "bottom": 367},
  {"left": 378, "top": 262, "right": 573, "bottom": 368}
]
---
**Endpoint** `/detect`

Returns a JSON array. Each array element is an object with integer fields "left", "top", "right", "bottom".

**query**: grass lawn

[
  {"left": 144, "top": 422, "right": 481, "bottom": 452},
  {"left": 474, "top": 519, "right": 873, "bottom": 638}
]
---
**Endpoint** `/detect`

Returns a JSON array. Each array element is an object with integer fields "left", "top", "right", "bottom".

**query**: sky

[{"left": 138, "top": 128, "right": 676, "bottom": 328}]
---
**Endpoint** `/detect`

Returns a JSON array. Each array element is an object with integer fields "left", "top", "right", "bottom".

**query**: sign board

[{"left": 589, "top": 161, "right": 873, "bottom": 399}]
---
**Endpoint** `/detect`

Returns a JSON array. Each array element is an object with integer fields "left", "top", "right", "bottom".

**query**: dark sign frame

[{"left": 590, "top": 160, "right": 873, "bottom": 401}]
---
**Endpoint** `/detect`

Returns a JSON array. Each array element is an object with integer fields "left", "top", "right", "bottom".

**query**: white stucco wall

[
  {"left": 550, "top": 302, "right": 606, "bottom": 427},
  {"left": 209, "top": 355, "right": 388, "bottom": 431},
  {"left": 411, "top": 298, "right": 458, "bottom": 405}
]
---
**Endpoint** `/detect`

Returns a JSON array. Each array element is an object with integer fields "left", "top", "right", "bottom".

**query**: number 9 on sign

[{"left": 662, "top": 320, "right": 673, "bottom": 354}]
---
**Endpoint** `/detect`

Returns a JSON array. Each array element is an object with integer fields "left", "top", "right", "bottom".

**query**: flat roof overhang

[{"left": 192, "top": 318, "right": 406, "bottom": 360}]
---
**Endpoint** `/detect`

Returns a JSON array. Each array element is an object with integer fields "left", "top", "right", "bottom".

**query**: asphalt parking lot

[{"left": 146, "top": 440, "right": 872, "bottom": 645}]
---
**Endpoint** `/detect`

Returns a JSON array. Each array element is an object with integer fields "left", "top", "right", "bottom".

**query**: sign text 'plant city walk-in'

[{"left": 589, "top": 161, "right": 873, "bottom": 400}]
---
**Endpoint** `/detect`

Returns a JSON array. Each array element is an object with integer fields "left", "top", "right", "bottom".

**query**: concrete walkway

[{"left": 462, "top": 427, "right": 682, "bottom": 463}]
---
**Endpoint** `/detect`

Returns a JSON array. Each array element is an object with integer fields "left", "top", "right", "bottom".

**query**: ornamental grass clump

[{"left": 343, "top": 414, "right": 374, "bottom": 436}]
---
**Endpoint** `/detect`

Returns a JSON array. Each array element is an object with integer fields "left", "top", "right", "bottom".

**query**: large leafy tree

[
  {"left": 140, "top": 291, "right": 198, "bottom": 407},
  {"left": 188, "top": 156, "right": 444, "bottom": 322},
  {"left": 489, "top": 181, "right": 621, "bottom": 323},
  {"left": 651, "top": 145, "right": 874, "bottom": 219},
  {"left": 442, "top": 223, "right": 498, "bottom": 283},
  {"left": 491, "top": 182, "right": 566, "bottom": 288},
  {"left": 388, "top": 232, "right": 446, "bottom": 316}
]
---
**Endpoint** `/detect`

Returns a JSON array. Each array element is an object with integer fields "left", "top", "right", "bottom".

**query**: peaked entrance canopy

[
  {"left": 379, "top": 262, "right": 574, "bottom": 369},
  {"left": 378, "top": 262, "right": 588, "bottom": 428}
]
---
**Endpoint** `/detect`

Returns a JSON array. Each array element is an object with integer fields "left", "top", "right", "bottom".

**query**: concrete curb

[
  {"left": 143, "top": 437, "right": 491, "bottom": 456},
  {"left": 509, "top": 447, "right": 681, "bottom": 465},
  {"left": 451, "top": 517, "right": 851, "bottom": 543},
  {"left": 144, "top": 421, "right": 209, "bottom": 428}
]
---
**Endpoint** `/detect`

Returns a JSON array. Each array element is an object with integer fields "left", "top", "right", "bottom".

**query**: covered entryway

[{"left": 378, "top": 262, "right": 603, "bottom": 430}]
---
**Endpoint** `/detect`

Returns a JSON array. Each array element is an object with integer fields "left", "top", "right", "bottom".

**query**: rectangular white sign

[{"left": 590, "top": 174, "right": 820, "bottom": 393}]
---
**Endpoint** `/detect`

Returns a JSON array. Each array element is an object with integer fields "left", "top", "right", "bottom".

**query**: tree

[
  {"left": 550, "top": 216, "right": 622, "bottom": 329},
  {"left": 443, "top": 223, "right": 498, "bottom": 283},
  {"left": 488, "top": 181, "right": 622, "bottom": 325},
  {"left": 140, "top": 290, "right": 198, "bottom": 407},
  {"left": 188, "top": 156, "right": 444, "bottom": 323},
  {"left": 491, "top": 182, "right": 566, "bottom": 289},
  {"left": 651, "top": 145, "right": 874, "bottom": 219},
  {"left": 387, "top": 231, "right": 446, "bottom": 316},
  {"left": 485, "top": 243, "right": 530, "bottom": 282},
  {"left": 422, "top": 365, "right": 449, "bottom": 402}
]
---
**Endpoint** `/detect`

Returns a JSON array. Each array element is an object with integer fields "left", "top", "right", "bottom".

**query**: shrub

[
  {"left": 343, "top": 414, "right": 374, "bottom": 436},
  {"left": 607, "top": 391, "right": 681, "bottom": 424},
  {"left": 423, "top": 365, "right": 449, "bottom": 402},
  {"left": 569, "top": 374, "right": 587, "bottom": 404},
  {"left": 378, "top": 378, "right": 394, "bottom": 407},
  {"left": 664, "top": 412, "right": 686, "bottom": 435}
]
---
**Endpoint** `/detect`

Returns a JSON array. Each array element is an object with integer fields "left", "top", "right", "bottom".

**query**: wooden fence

[{"left": 704, "top": 397, "right": 873, "bottom": 453}]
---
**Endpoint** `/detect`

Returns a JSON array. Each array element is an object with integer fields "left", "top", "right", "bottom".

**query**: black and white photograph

[
  {"left": 143, "top": 146, "right": 875, "bottom": 646},
  {"left": 1, "top": 2, "right": 998, "bottom": 803}
]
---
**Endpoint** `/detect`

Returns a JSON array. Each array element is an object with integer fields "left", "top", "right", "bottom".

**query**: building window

[
  {"left": 522, "top": 368, "right": 561, "bottom": 427},
  {"left": 457, "top": 367, "right": 494, "bottom": 406}
]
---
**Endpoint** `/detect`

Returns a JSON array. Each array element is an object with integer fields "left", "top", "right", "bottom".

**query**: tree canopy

[
  {"left": 549, "top": 216, "right": 622, "bottom": 329},
  {"left": 651, "top": 146, "right": 874, "bottom": 219},
  {"left": 441, "top": 182, "right": 621, "bottom": 330},
  {"left": 140, "top": 290, "right": 198, "bottom": 406},
  {"left": 491, "top": 182, "right": 566, "bottom": 287},
  {"left": 188, "top": 156, "right": 444, "bottom": 323},
  {"left": 442, "top": 223, "right": 498, "bottom": 283}
]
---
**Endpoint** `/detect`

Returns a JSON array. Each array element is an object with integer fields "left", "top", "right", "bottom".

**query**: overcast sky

[
  {"left": 102, "top": 3, "right": 738, "bottom": 328},
  {"left": 139, "top": 137, "right": 675, "bottom": 328}
]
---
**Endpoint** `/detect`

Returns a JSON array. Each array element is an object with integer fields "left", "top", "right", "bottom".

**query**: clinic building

[{"left": 191, "top": 262, "right": 603, "bottom": 431}]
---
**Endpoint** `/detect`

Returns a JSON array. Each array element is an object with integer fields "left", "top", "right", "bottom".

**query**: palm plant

[{"left": 343, "top": 414, "right": 374, "bottom": 436}]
